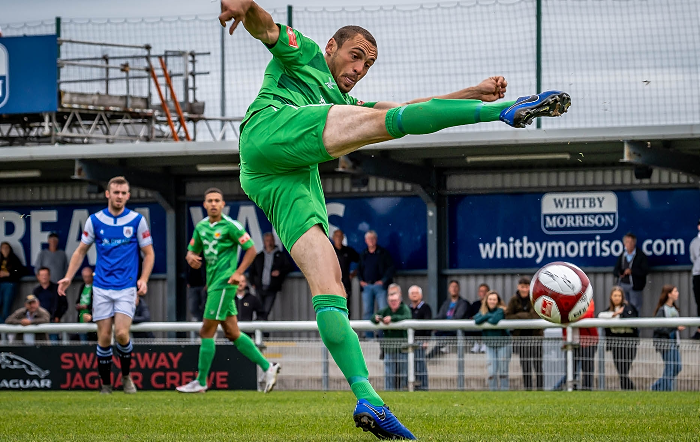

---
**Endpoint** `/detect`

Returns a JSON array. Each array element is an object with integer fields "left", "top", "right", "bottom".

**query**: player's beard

[
  {"left": 109, "top": 200, "right": 124, "bottom": 212},
  {"left": 327, "top": 55, "right": 347, "bottom": 93}
]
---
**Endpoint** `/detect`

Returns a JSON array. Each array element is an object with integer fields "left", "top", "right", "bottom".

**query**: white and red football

[{"left": 530, "top": 261, "right": 593, "bottom": 324}]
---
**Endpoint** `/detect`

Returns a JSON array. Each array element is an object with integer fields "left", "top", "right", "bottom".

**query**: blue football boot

[
  {"left": 353, "top": 399, "right": 416, "bottom": 440},
  {"left": 499, "top": 90, "right": 571, "bottom": 128}
]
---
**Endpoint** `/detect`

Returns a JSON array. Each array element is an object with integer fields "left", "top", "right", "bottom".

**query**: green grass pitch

[{"left": 1, "top": 391, "right": 698, "bottom": 441}]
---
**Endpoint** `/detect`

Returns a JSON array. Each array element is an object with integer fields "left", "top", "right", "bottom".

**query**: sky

[
  {"left": 2, "top": 0, "right": 696, "bottom": 131},
  {"left": 2, "top": 0, "right": 432, "bottom": 23}
]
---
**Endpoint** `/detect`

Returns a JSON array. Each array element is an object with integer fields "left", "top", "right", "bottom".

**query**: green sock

[
  {"left": 313, "top": 294, "right": 384, "bottom": 407},
  {"left": 234, "top": 333, "right": 270, "bottom": 371},
  {"left": 197, "top": 338, "right": 216, "bottom": 386},
  {"left": 385, "top": 98, "right": 517, "bottom": 138}
]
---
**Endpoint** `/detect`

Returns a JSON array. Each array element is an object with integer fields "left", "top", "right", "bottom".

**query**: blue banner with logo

[
  {"left": 186, "top": 197, "right": 427, "bottom": 270},
  {"left": 449, "top": 189, "right": 698, "bottom": 269},
  {"left": 0, "top": 35, "right": 58, "bottom": 115},
  {"left": 0, "top": 203, "right": 167, "bottom": 274}
]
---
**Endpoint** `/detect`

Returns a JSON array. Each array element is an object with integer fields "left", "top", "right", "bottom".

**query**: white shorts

[{"left": 92, "top": 286, "right": 137, "bottom": 322}]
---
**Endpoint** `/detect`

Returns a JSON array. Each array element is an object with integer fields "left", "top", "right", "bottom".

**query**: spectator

[
  {"left": 426, "top": 280, "right": 469, "bottom": 358},
  {"left": 358, "top": 230, "right": 394, "bottom": 339},
  {"left": 332, "top": 229, "right": 359, "bottom": 315},
  {"left": 556, "top": 301, "right": 598, "bottom": 391},
  {"left": 408, "top": 284, "right": 432, "bottom": 391},
  {"left": 474, "top": 290, "right": 511, "bottom": 391},
  {"left": 186, "top": 253, "right": 207, "bottom": 321},
  {"left": 0, "top": 241, "right": 24, "bottom": 323},
  {"left": 34, "top": 232, "right": 68, "bottom": 284},
  {"left": 688, "top": 219, "right": 700, "bottom": 339},
  {"left": 466, "top": 283, "right": 490, "bottom": 353},
  {"left": 437, "top": 280, "right": 470, "bottom": 321},
  {"left": 132, "top": 295, "right": 155, "bottom": 339},
  {"left": 651, "top": 285, "right": 684, "bottom": 391},
  {"left": 248, "top": 232, "right": 293, "bottom": 320},
  {"left": 33, "top": 267, "right": 67, "bottom": 341},
  {"left": 505, "top": 276, "right": 543, "bottom": 391},
  {"left": 75, "top": 266, "right": 95, "bottom": 342},
  {"left": 372, "top": 284, "right": 410, "bottom": 391},
  {"left": 235, "top": 274, "right": 265, "bottom": 323},
  {"left": 5, "top": 294, "right": 51, "bottom": 342},
  {"left": 613, "top": 232, "right": 649, "bottom": 313},
  {"left": 598, "top": 286, "right": 639, "bottom": 390}
]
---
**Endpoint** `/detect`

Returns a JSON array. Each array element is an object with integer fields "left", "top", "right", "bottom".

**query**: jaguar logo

[{"left": 0, "top": 352, "right": 50, "bottom": 378}]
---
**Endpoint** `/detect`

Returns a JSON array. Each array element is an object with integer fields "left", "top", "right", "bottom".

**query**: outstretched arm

[
  {"left": 219, "top": 0, "right": 279, "bottom": 45},
  {"left": 58, "top": 242, "right": 91, "bottom": 296},
  {"left": 371, "top": 76, "right": 508, "bottom": 109}
]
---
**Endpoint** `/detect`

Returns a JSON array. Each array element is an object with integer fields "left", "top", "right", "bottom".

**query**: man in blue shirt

[{"left": 58, "top": 176, "right": 155, "bottom": 394}]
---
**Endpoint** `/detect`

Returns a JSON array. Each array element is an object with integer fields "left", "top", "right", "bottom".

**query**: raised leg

[{"left": 321, "top": 98, "right": 520, "bottom": 158}]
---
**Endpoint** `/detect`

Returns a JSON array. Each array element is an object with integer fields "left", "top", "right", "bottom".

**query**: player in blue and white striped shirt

[{"left": 59, "top": 176, "right": 155, "bottom": 394}]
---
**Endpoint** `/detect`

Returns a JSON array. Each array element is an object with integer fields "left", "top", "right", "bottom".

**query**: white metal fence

[{"left": 1, "top": 318, "right": 699, "bottom": 392}]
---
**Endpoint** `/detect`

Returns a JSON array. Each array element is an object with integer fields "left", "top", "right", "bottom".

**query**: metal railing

[{"left": 2, "top": 318, "right": 699, "bottom": 392}]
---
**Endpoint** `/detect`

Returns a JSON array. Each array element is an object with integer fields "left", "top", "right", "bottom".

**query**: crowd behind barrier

[{"left": 2, "top": 317, "right": 700, "bottom": 392}]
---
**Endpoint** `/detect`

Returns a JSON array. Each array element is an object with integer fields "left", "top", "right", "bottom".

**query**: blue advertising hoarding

[
  {"left": 449, "top": 189, "right": 698, "bottom": 269},
  {"left": 0, "top": 203, "right": 167, "bottom": 274},
  {"left": 187, "top": 197, "right": 427, "bottom": 270},
  {"left": 0, "top": 35, "right": 58, "bottom": 115}
]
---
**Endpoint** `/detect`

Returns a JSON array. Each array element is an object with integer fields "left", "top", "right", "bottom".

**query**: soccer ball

[{"left": 530, "top": 261, "right": 593, "bottom": 324}]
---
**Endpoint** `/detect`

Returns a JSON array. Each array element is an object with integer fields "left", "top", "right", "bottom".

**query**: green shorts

[
  {"left": 203, "top": 287, "right": 238, "bottom": 321},
  {"left": 240, "top": 104, "right": 335, "bottom": 251}
]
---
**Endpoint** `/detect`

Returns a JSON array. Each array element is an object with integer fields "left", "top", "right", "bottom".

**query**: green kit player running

[
  {"left": 177, "top": 187, "right": 280, "bottom": 394},
  {"left": 219, "top": 0, "right": 570, "bottom": 438}
]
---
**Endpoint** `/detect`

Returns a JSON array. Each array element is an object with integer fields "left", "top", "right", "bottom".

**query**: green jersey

[
  {"left": 242, "top": 24, "right": 367, "bottom": 127},
  {"left": 188, "top": 215, "right": 255, "bottom": 290},
  {"left": 78, "top": 284, "right": 92, "bottom": 323}
]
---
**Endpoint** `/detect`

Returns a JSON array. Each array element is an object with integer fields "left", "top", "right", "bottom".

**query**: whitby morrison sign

[
  {"left": 449, "top": 189, "right": 697, "bottom": 269},
  {"left": 540, "top": 192, "right": 617, "bottom": 235}
]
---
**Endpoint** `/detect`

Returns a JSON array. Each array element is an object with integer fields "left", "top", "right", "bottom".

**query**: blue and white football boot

[
  {"left": 353, "top": 399, "right": 416, "bottom": 440},
  {"left": 499, "top": 90, "right": 571, "bottom": 128}
]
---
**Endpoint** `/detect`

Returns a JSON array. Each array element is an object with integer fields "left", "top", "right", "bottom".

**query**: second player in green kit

[
  {"left": 177, "top": 187, "right": 280, "bottom": 394},
  {"left": 194, "top": 207, "right": 250, "bottom": 321}
]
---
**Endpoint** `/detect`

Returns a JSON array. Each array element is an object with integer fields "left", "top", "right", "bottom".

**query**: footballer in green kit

[
  {"left": 177, "top": 187, "right": 280, "bottom": 394},
  {"left": 219, "top": 0, "right": 570, "bottom": 437}
]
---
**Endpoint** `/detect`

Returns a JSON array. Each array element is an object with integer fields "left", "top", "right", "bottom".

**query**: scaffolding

[{"left": 0, "top": 38, "right": 238, "bottom": 146}]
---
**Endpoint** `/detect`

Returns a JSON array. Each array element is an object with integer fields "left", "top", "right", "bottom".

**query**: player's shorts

[
  {"left": 239, "top": 104, "right": 334, "bottom": 251},
  {"left": 203, "top": 287, "right": 238, "bottom": 321},
  {"left": 92, "top": 286, "right": 137, "bottom": 322}
]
